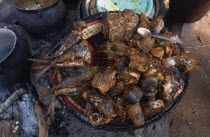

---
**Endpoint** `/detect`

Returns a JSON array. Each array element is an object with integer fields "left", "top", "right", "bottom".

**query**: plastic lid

[{"left": 97, "top": 0, "right": 153, "bottom": 16}]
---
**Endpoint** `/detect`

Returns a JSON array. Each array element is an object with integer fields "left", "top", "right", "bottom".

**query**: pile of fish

[{"left": 35, "top": 9, "right": 200, "bottom": 127}]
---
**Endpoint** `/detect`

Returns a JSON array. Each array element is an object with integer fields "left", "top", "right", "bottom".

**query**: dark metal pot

[
  {"left": 0, "top": 0, "right": 17, "bottom": 24},
  {"left": 0, "top": 28, "right": 31, "bottom": 100},
  {"left": 13, "top": 0, "right": 66, "bottom": 33}
]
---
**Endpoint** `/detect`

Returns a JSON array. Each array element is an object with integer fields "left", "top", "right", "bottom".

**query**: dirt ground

[{"left": 169, "top": 11, "right": 210, "bottom": 137}]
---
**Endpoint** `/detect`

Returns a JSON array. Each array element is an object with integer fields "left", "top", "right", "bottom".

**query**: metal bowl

[{"left": 0, "top": 27, "right": 31, "bottom": 101}]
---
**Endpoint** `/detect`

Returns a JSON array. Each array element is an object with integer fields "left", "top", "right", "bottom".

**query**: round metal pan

[
  {"left": 56, "top": 13, "right": 189, "bottom": 131},
  {"left": 60, "top": 73, "right": 189, "bottom": 131}
]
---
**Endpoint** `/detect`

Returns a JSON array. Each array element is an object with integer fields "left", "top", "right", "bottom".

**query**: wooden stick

[
  {"left": 0, "top": 88, "right": 28, "bottom": 114},
  {"left": 34, "top": 101, "right": 49, "bottom": 137}
]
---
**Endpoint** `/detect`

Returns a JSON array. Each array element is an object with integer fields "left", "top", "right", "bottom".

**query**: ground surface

[{"left": 169, "top": 12, "right": 210, "bottom": 137}]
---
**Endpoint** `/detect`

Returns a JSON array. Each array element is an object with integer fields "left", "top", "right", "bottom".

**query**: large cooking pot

[
  {"left": 13, "top": 0, "right": 66, "bottom": 33},
  {"left": 0, "top": 27, "right": 31, "bottom": 101},
  {"left": 0, "top": 0, "right": 17, "bottom": 24}
]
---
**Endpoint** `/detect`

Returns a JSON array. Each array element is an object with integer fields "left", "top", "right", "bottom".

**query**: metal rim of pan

[{"left": 0, "top": 28, "right": 17, "bottom": 64}]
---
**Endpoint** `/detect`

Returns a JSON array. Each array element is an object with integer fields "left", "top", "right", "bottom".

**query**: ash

[
  {"left": 17, "top": 94, "right": 38, "bottom": 137},
  {"left": 0, "top": 93, "right": 38, "bottom": 137}
]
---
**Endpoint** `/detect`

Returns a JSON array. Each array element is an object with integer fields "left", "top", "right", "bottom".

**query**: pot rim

[
  {"left": 12, "top": 0, "right": 60, "bottom": 11},
  {"left": 0, "top": 28, "right": 17, "bottom": 64}
]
